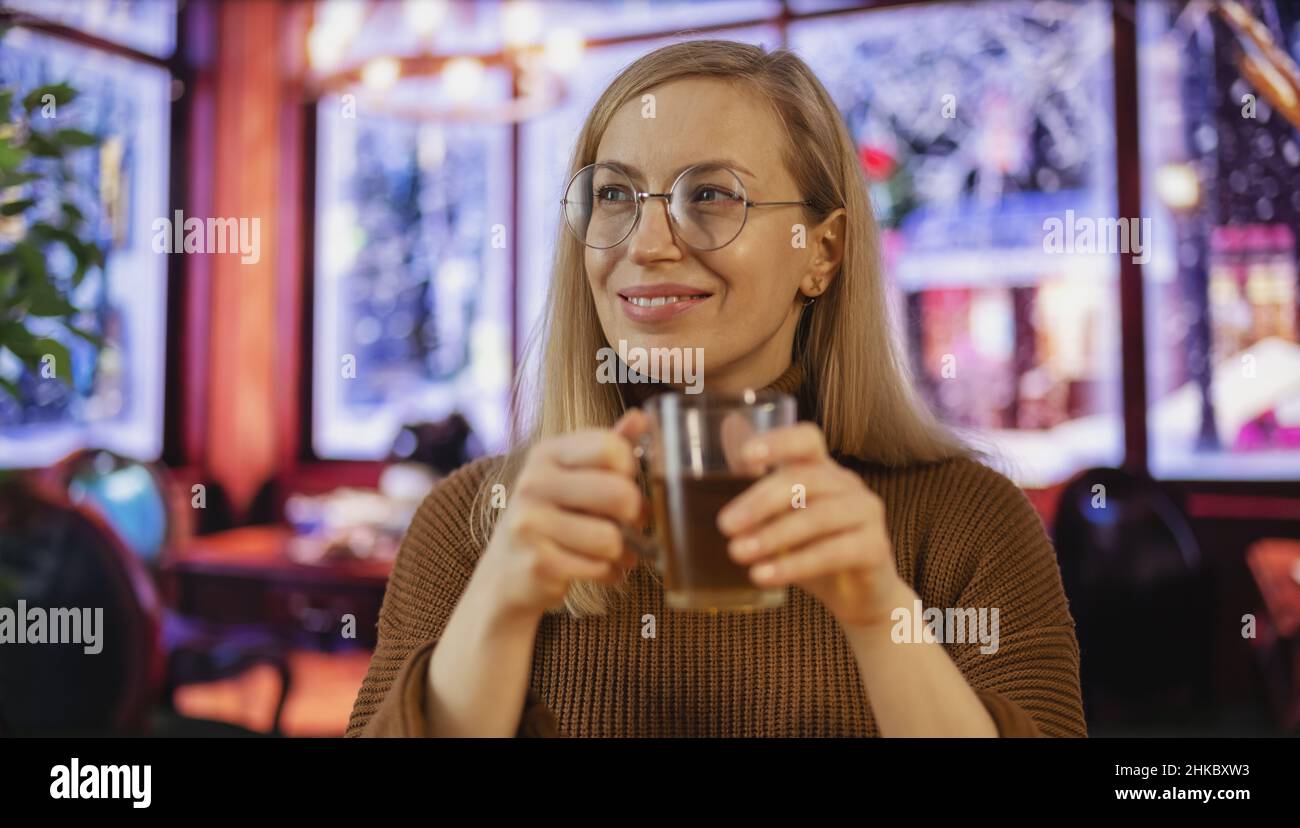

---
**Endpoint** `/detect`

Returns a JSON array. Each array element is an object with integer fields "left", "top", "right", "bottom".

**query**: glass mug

[{"left": 625, "top": 389, "right": 797, "bottom": 611}]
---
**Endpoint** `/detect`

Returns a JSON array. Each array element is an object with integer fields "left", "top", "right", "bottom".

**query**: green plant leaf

[
  {"left": 0, "top": 197, "right": 34, "bottom": 216},
  {"left": 0, "top": 138, "right": 25, "bottom": 170},
  {"left": 22, "top": 83, "right": 76, "bottom": 113},
  {"left": 12, "top": 240, "right": 47, "bottom": 283},
  {"left": 9, "top": 237, "right": 77, "bottom": 317},
  {"left": 66, "top": 325, "right": 104, "bottom": 348},
  {"left": 26, "top": 132, "right": 63, "bottom": 158},
  {"left": 41, "top": 230, "right": 107, "bottom": 288},
  {"left": 0, "top": 373, "right": 19, "bottom": 401},
  {"left": 53, "top": 128, "right": 97, "bottom": 147},
  {"left": 31, "top": 337, "right": 71, "bottom": 385},
  {"left": 60, "top": 201, "right": 84, "bottom": 225},
  {"left": 0, "top": 321, "right": 42, "bottom": 356},
  {"left": 70, "top": 254, "right": 90, "bottom": 288},
  {"left": 25, "top": 279, "right": 77, "bottom": 317},
  {"left": 29, "top": 221, "right": 82, "bottom": 252},
  {"left": 0, "top": 264, "right": 16, "bottom": 305},
  {"left": 1, "top": 328, "right": 71, "bottom": 385},
  {"left": 0, "top": 170, "right": 38, "bottom": 188}
]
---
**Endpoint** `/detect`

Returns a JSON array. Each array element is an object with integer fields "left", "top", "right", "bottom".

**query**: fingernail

[
  {"left": 717, "top": 508, "right": 742, "bottom": 534},
  {"left": 752, "top": 563, "right": 776, "bottom": 582},
  {"left": 730, "top": 536, "right": 760, "bottom": 559},
  {"left": 745, "top": 441, "right": 768, "bottom": 461}
]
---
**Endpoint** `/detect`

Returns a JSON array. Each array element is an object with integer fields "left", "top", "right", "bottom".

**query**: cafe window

[
  {"left": 1139, "top": 0, "right": 1300, "bottom": 480},
  {"left": 790, "top": 0, "right": 1123, "bottom": 487},
  {"left": 0, "top": 5, "right": 174, "bottom": 468},
  {"left": 309, "top": 0, "right": 1294, "bottom": 491},
  {"left": 309, "top": 1, "right": 781, "bottom": 460},
  {"left": 311, "top": 75, "right": 514, "bottom": 460}
]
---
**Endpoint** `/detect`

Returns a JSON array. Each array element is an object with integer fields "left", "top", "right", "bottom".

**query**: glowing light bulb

[
  {"left": 502, "top": 1, "right": 542, "bottom": 47},
  {"left": 544, "top": 27, "right": 585, "bottom": 72},
  {"left": 308, "top": 0, "right": 363, "bottom": 71},
  {"left": 1155, "top": 163, "right": 1200, "bottom": 211},
  {"left": 362, "top": 57, "right": 401, "bottom": 91},
  {"left": 442, "top": 56, "right": 485, "bottom": 103},
  {"left": 403, "top": 0, "right": 448, "bottom": 37},
  {"left": 308, "top": 26, "right": 346, "bottom": 70},
  {"left": 320, "top": 0, "right": 364, "bottom": 32}
]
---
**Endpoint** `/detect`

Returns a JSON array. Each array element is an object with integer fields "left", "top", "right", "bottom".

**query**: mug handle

[{"left": 622, "top": 432, "right": 658, "bottom": 560}]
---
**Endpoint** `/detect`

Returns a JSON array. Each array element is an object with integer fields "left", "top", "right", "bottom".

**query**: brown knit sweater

[{"left": 346, "top": 362, "right": 1087, "bottom": 737}]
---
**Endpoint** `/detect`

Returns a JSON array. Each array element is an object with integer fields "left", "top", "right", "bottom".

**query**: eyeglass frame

[{"left": 559, "top": 162, "right": 814, "bottom": 251}]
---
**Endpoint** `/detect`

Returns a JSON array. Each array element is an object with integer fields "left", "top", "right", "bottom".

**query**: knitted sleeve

[
  {"left": 929, "top": 459, "right": 1088, "bottom": 737},
  {"left": 345, "top": 455, "right": 560, "bottom": 737}
]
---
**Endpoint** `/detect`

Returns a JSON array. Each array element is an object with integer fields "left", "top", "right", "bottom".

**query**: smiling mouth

[{"left": 619, "top": 293, "right": 711, "bottom": 307}]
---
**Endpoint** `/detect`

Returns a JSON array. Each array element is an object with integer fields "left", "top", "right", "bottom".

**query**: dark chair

[
  {"left": 1053, "top": 467, "right": 1216, "bottom": 733},
  {"left": 191, "top": 477, "right": 238, "bottom": 536},
  {"left": 0, "top": 482, "right": 161, "bottom": 735},
  {"left": 388, "top": 412, "right": 484, "bottom": 476},
  {"left": 47, "top": 450, "right": 291, "bottom": 734}
]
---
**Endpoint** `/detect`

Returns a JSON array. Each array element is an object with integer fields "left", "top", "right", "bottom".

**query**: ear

[{"left": 798, "top": 207, "right": 846, "bottom": 300}]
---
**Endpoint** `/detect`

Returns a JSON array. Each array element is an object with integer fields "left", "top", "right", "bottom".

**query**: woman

[{"left": 347, "top": 40, "right": 1086, "bottom": 738}]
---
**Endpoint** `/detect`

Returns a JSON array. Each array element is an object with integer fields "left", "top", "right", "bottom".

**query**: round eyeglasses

[{"left": 560, "top": 162, "right": 812, "bottom": 251}]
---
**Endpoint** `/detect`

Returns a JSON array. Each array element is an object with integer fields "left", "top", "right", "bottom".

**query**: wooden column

[{"left": 205, "top": 0, "right": 285, "bottom": 516}]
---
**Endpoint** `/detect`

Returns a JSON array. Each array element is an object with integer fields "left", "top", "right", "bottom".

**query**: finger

[
  {"left": 539, "top": 429, "right": 638, "bottom": 476},
  {"left": 614, "top": 408, "right": 649, "bottom": 445},
  {"left": 516, "top": 506, "right": 624, "bottom": 562},
  {"left": 518, "top": 467, "right": 642, "bottom": 523},
  {"left": 534, "top": 537, "right": 619, "bottom": 583},
  {"left": 728, "top": 496, "right": 865, "bottom": 564},
  {"left": 749, "top": 532, "right": 866, "bottom": 587},
  {"left": 741, "top": 422, "right": 829, "bottom": 469},
  {"left": 716, "top": 463, "right": 848, "bottom": 536},
  {"left": 719, "top": 412, "right": 762, "bottom": 476}
]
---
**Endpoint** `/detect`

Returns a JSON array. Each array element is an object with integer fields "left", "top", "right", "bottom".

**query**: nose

[{"left": 626, "top": 194, "right": 683, "bottom": 264}]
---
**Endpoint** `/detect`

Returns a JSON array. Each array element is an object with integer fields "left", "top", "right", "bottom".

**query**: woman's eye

[
  {"left": 594, "top": 187, "right": 633, "bottom": 203},
  {"left": 692, "top": 186, "right": 740, "bottom": 203}
]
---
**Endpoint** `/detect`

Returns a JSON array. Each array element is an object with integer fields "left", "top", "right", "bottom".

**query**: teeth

[{"left": 626, "top": 295, "right": 704, "bottom": 307}]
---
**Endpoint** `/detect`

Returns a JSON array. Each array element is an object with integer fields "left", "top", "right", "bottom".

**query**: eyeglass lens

[{"left": 563, "top": 163, "right": 749, "bottom": 251}]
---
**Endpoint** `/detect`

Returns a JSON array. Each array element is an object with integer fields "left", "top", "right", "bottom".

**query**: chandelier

[{"left": 304, "top": 0, "right": 584, "bottom": 123}]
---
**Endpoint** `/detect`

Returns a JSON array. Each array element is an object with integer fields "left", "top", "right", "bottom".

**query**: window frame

[{"left": 0, "top": 2, "right": 187, "bottom": 469}]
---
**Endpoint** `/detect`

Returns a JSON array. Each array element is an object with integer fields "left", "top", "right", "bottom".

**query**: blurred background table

[
  {"left": 1246, "top": 539, "right": 1300, "bottom": 733},
  {"left": 161, "top": 526, "right": 393, "bottom": 650}
]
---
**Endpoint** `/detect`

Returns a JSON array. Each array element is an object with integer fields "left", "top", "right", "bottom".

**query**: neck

[{"left": 618, "top": 357, "right": 804, "bottom": 407}]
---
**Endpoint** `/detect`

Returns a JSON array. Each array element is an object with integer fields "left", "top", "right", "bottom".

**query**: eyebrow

[{"left": 595, "top": 159, "right": 755, "bottom": 184}]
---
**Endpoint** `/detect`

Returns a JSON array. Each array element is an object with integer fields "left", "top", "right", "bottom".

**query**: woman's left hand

[{"left": 716, "top": 422, "right": 915, "bottom": 630}]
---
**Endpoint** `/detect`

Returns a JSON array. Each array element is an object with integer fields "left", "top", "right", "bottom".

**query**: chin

[{"left": 626, "top": 330, "right": 711, "bottom": 351}]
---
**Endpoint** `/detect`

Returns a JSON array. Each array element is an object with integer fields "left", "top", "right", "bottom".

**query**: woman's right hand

[{"left": 477, "top": 409, "right": 649, "bottom": 618}]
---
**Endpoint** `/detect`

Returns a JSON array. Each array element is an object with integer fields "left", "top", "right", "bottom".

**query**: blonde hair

[{"left": 473, "top": 39, "right": 967, "bottom": 617}]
